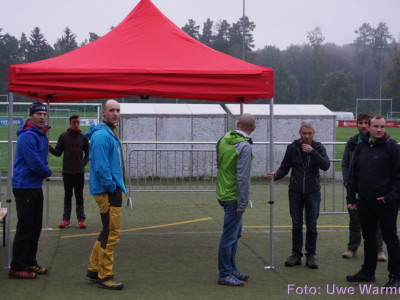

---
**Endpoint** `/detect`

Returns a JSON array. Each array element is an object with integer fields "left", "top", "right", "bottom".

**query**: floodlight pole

[{"left": 242, "top": 0, "right": 246, "bottom": 61}]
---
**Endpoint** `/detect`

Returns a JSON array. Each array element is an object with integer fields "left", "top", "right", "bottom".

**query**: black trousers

[
  {"left": 347, "top": 207, "right": 383, "bottom": 252},
  {"left": 358, "top": 198, "right": 400, "bottom": 276},
  {"left": 62, "top": 173, "right": 85, "bottom": 221},
  {"left": 11, "top": 188, "right": 43, "bottom": 271}
]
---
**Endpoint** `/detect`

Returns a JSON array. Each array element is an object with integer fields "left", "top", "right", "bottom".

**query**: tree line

[{"left": 1, "top": 18, "right": 399, "bottom": 115}]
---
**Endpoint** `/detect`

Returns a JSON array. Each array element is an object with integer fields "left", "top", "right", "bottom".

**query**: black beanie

[{"left": 29, "top": 102, "right": 47, "bottom": 116}]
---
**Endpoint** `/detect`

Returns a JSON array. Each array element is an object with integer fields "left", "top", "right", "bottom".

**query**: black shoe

[
  {"left": 305, "top": 255, "right": 318, "bottom": 269},
  {"left": 384, "top": 274, "right": 400, "bottom": 288},
  {"left": 97, "top": 276, "right": 124, "bottom": 290},
  {"left": 86, "top": 270, "right": 99, "bottom": 283},
  {"left": 285, "top": 253, "right": 301, "bottom": 267},
  {"left": 346, "top": 270, "right": 376, "bottom": 282}
]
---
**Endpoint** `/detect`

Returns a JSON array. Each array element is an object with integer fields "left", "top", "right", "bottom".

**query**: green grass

[{"left": 0, "top": 181, "right": 395, "bottom": 299}]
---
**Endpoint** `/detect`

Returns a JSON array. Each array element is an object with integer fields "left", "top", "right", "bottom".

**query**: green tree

[
  {"left": 212, "top": 20, "right": 231, "bottom": 54},
  {"left": 274, "top": 64, "right": 299, "bottom": 103},
  {"left": 228, "top": 16, "right": 255, "bottom": 59},
  {"left": 28, "top": 27, "right": 53, "bottom": 62},
  {"left": 53, "top": 26, "right": 78, "bottom": 56},
  {"left": 19, "top": 33, "right": 30, "bottom": 62},
  {"left": 0, "top": 30, "right": 21, "bottom": 93},
  {"left": 307, "top": 26, "right": 326, "bottom": 103},
  {"left": 182, "top": 19, "right": 200, "bottom": 40},
  {"left": 383, "top": 39, "right": 400, "bottom": 111},
  {"left": 320, "top": 70, "right": 356, "bottom": 111},
  {"left": 199, "top": 18, "right": 214, "bottom": 47}
]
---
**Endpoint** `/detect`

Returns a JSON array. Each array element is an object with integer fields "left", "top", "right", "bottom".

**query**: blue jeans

[
  {"left": 218, "top": 201, "right": 243, "bottom": 279},
  {"left": 289, "top": 191, "right": 321, "bottom": 256}
]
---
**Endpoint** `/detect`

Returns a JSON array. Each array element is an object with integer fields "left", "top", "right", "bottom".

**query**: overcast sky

[{"left": 2, "top": 0, "right": 399, "bottom": 50}]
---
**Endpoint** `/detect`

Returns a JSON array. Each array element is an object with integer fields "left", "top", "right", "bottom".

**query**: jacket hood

[
  {"left": 223, "top": 131, "right": 252, "bottom": 145},
  {"left": 17, "top": 120, "right": 50, "bottom": 136},
  {"left": 85, "top": 123, "right": 104, "bottom": 139}
]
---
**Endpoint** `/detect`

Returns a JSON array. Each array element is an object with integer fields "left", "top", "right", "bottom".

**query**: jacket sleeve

[
  {"left": 49, "top": 133, "right": 64, "bottom": 157},
  {"left": 90, "top": 133, "right": 117, "bottom": 193},
  {"left": 20, "top": 133, "right": 52, "bottom": 178},
  {"left": 341, "top": 141, "right": 351, "bottom": 186},
  {"left": 383, "top": 141, "right": 400, "bottom": 203},
  {"left": 236, "top": 142, "right": 252, "bottom": 212},
  {"left": 346, "top": 145, "right": 359, "bottom": 205},
  {"left": 82, "top": 136, "right": 90, "bottom": 167},
  {"left": 274, "top": 145, "right": 292, "bottom": 181},
  {"left": 310, "top": 144, "right": 330, "bottom": 171}
]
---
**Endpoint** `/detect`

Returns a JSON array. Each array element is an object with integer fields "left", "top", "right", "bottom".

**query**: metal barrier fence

[{"left": 124, "top": 141, "right": 347, "bottom": 214}]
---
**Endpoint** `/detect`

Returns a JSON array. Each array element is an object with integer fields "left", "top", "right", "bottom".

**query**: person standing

[
  {"left": 49, "top": 114, "right": 89, "bottom": 229},
  {"left": 341, "top": 113, "right": 386, "bottom": 261},
  {"left": 216, "top": 113, "right": 256, "bottom": 287},
  {"left": 85, "top": 99, "right": 127, "bottom": 290},
  {"left": 267, "top": 120, "right": 330, "bottom": 269},
  {"left": 8, "top": 102, "right": 52, "bottom": 279},
  {"left": 346, "top": 115, "right": 400, "bottom": 287}
]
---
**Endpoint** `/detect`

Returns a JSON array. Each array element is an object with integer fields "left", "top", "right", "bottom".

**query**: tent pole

[
  {"left": 44, "top": 99, "right": 52, "bottom": 230},
  {"left": 265, "top": 97, "right": 275, "bottom": 270},
  {"left": 6, "top": 92, "right": 14, "bottom": 268}
]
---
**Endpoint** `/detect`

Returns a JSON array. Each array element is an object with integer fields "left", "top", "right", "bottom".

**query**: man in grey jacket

[{"left": 267, "top": 120, "right": 330, "bottom": 269}]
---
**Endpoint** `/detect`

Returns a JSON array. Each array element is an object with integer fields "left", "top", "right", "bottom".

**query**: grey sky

[{"left": 2, "top": 0, "right": 399, "bottom": 50}]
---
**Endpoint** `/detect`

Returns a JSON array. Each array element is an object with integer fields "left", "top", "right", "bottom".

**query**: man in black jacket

[
  {"left": 341, "top": 113, "right": 386, "bottom": 261},
  {"left": 346, "top": 115, "right": 400, "bottom": 288},
  {"left": 267, "top": 120, "right": 330, "bottom": 269},
  {"left": 49, "top": 114, "right": 89, "bottom": 229}
]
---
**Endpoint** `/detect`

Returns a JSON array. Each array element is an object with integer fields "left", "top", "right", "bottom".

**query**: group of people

[
  {"left": 217, "top": 113, "right": 400, "bottom": 289},
  {"left": 7, "top": 101, "right": 400, "bottom": 290},
  {"left": 8, "top": 99, "right": 126, "bottom": 290}
]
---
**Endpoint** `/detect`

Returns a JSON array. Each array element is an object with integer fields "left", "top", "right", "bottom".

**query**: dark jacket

[
  {"left": 49, "top": 128, "right": 89, "bottom": 174},
  {"left": 13, "top": 120, "right": 52, "bottom": 189},
  {"left": 274, "top": 139, "right": 330, "bottom": 194},
  {"left": 346, "top": 133, "right": 400, "bottom": 204},
  {"left": 341, "top": 133, "right": 362, "bottom": 186}
]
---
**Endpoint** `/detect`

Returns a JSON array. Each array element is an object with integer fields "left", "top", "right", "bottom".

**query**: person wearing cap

[{"left": 8, "top": 101, "right": 52, "bottom": 279}]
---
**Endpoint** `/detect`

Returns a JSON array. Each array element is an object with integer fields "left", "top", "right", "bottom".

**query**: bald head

[
  {"left": 102, "top": 99, "right": 121, "bottom": 125},
  {"left": 237, "top": 113, "right": 256, "bottom": 134}
]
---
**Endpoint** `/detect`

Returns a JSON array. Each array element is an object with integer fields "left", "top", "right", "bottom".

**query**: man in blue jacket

[
  {"left": 85, "top": 99, "right": 127, "bottom": 290},
  {"left": 9, "top": 102, "right": 52, "bottom": 279},
  {"left": 267, "top": 120, "right": 330, "bottom": 269}
]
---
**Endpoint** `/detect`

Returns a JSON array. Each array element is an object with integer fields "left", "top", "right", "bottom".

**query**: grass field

[{"left": 0, "top": 181, "right": 397, "bottom": 300}]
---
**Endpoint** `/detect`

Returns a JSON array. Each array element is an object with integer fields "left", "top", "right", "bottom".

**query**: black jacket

[
  {"left": 341, "top": 133, "right": 361, "bottom": 186},
  {"left": 346, "top": 133, "right": 400, "bottom": 204},
  {"left": 49, "top": 128, "right": 89, "bottom": 174},
  {"left": 274, "top": 139, "right": 330, "bottom": 194}
]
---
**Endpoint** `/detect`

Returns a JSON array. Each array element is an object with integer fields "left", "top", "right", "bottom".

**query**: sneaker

[
  {"left": 8, "top": 268, "right": 37, "bottom": 279},
  {"left": 98, "top": 276, "right": 124, "bottom": 290},
  {"left": 305, "top": 255, "right": 318, "bottom": 269},
  {"left": 78, "top": 220, "right": 87, "bottom": 229},
  {"left": 378, "top": 251, "right": 387, "bottom": 262},
  {"left": 26, "top": 265, "right": 47, "bottom": 274},
  {"left": 285, "top": 253, "right": 301, "bottom": 267},
  {"left": 231, "top": 270, "right": 250, "bottom": 281},
  {"left": 342, "top": 250, "right": 357, "bottom": 259},
  {"left": 86, "top": 270, "right": 99, "bottom": 283},
  {"left": 217, "top": 275, "right": 245, "bottom": 287},
  {"left": 59, "top": 220, "right": 70, "bottom": 228},
  {"left": 384, "top": 274, "right": 400, "bottom": 288},
  {"left": 346, "top": 270, "right": 376, "bottom": 282}
]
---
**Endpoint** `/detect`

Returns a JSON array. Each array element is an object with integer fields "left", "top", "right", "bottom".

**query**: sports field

[
  {"left": 0, "top": 181, "right": 397, "bottom": 300},
  {"left": 1, "top": 126, "right": 400, "bottom": 299}
]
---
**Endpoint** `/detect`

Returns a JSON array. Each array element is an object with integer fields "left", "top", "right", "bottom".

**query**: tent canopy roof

[{"left": 8, "top": 0, "right": 273, "bottom": 103}]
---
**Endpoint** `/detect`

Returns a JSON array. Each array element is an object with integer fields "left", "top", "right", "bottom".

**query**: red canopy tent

[
  {"left": 6, "top": 0, "right": 275, "bottom": 269},
  {"left": 8, "top": 0, "right": 273, "bottom": 102}
]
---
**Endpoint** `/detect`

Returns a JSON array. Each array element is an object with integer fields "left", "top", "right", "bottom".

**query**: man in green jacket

[{"left": 216, "top": 113, "right": 256, "bottom": 287}]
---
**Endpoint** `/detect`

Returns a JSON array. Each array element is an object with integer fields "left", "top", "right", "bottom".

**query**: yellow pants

[{"left": 87, "top": 189, "right": 122, "bottom": 279}]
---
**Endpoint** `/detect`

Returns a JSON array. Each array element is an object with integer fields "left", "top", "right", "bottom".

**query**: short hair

[
  {"left": 69, "top": 114, "right": 80, "bottom": 122},
  {"left": 237, "top": 113, "right": 255, "bottom": 131},
  {"left": 357, "top": 113, "right": 370, "bottom": 122},
  {"left": 368, "top": 114, "right": 386, "bottom": 126},
  {"left": 299, "top": 120, "right": 315, "bottom": 131}
]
